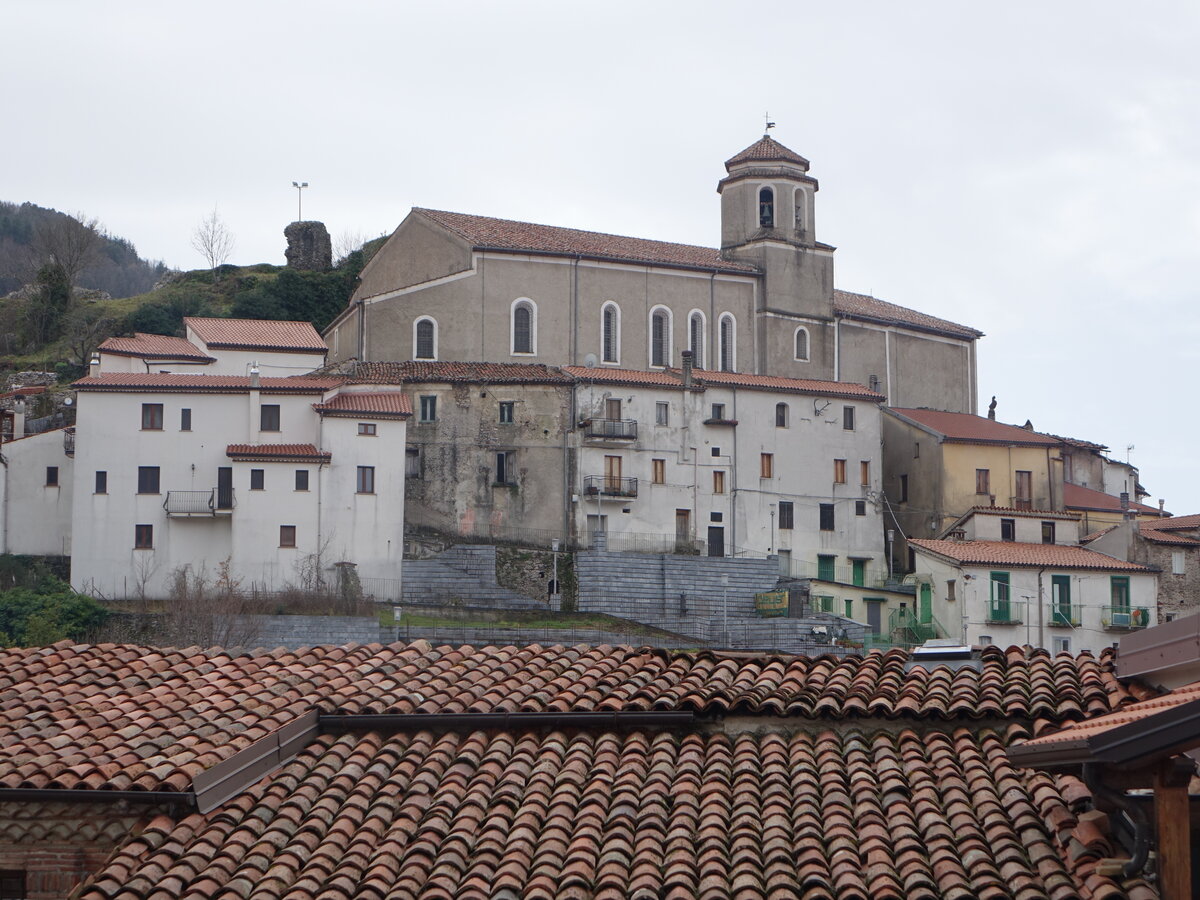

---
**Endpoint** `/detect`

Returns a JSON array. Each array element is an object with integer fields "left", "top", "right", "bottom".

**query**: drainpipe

[
  {"left": 248, "top": 364, "right": 261, "bottom": 442},
  {"left": 0, "top": 448, "right": 8, "bottom": 555},
  {"left": 572, "top": 255, "right": 581, "bottom": 364},
  {"left": 1037, "top": 567, "right": 1045, "bottom": 650},
  {"left": 833, "top": 317, "right": 840, "bottom": 381},
  {"left": 729, "top": 387, "right": 738, "bottom": 551}
]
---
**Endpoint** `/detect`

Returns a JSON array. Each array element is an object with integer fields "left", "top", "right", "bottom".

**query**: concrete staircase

[{"left": 401, "top": 545, "right": 540, "bottom": 608}]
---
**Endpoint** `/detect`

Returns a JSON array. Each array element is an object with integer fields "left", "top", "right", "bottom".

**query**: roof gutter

[
  {"left": 0, "top": 788, "right": 194, "bottom": 807},
  {"left": 319, "top": 710, "right": 695, "bottom": 732}
]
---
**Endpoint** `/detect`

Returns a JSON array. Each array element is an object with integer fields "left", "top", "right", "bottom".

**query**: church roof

[
  {"left": 724, "top": 134, "right": 811, "bottom": 169},
  {"left": 833, "top": 289, "right": 984, "bottom": 339}
]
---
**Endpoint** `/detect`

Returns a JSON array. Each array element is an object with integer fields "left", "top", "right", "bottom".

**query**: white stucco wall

[{"left": 0, "top": 428, "right": 73, "bottom": 556}]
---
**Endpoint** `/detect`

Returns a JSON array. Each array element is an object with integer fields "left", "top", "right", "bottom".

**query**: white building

[
  {"left": 909, "top": 508, "right": 1157, "bottom": 654},
  {"left": 0, "top": 424, "right": 74, "bottom": 557},
  {"left": 69, "top": 321, "right": 409, "bottom": 600}
]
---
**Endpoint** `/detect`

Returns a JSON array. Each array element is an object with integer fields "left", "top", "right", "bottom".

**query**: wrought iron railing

[
  {"left": 1047, "top": 604, "right": 1082, "bottom": 627},
  {"left": 583, "top": 475, "right": 638, "bottom": 498},
  {"left": 163, "top": 488, "right": 235, "bottom": 516},
  {"left": 583, "top": 418, "right": 638, "bottom": 440},
  {"left": 1101, "top": 606, "right": 1150, "bottom": 630},
  {"left": 986, "top": 599, "right": 1026, "bottom": 625},
  {"left": 63, "top": 428, "right": 75, "bottom": 456}
]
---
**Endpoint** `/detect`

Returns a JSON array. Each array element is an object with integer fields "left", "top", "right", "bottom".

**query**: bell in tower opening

[{"left": 758, "top": 187, "right": 775, "bottom": 228}]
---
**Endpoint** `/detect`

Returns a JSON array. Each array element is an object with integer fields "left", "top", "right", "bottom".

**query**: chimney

[
  {"left": 89, "top": 352, "right": 101, "bottom": 376},
  {"left": 1120, "top": 492, "right": 1129, "bottom": 509},
  {"left": 249, "top": 364, "right": 261, "bottom": 440},
  {"left": 680, "top": 350, "right": 693, "bottom": 388},
  {"left": 12, "top": 397, "right": 25, "bottom": 439},
  {"left": 1159, "top": 499, "right": 1166, "bottom": 516},
  {"left": 249, "top": 363, "right": 261, "bottom": 389}
]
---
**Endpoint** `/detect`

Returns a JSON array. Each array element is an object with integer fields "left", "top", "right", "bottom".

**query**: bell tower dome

[{"left": 718, "top": 134, "right": 819, "bottom": 250}]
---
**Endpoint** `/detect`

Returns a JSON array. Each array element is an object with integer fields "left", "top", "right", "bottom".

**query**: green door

[
  {"left": 919, "top": 583, "right": 932, "bottom": 624},
  {"left": 817, "top": 555, "right": 835, "bottom": 582},
  {"left": 1051, "top": 575, "right": 1071, "bottom": 625},
  {"left": 852, "top": 559, "right": 866, "bottom": 587},
  {"left": 990, "top": 571, "right": 1010, "bottom": 622}
]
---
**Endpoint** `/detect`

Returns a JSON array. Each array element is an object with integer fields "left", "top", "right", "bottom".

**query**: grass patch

[{"left": 379, "top": 607, "right": 674, "bottom": 637}]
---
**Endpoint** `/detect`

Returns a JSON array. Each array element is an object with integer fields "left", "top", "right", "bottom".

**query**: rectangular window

[
  {"left": 1015, "top": 470, "right": 1033, "bottom": 509},
  {"left": 250, "top": 469, "right": 265, "bottom": 490},
  {"left": 180, "top": 408, "right": 192, "bottom": 431},
  {"left": 899, "top": 474, "right": 908, "bottom": 503},
  {"left": 134, "top": 524, "right": 153, "bottom": 549},
  {"left": 855, "top": 499, "right": 866, "bottom": 516},
  {"left": 45, "top": 466, "right": 58, "bottom": 486},
  {"left": 419, "top": 395, "right": 437, "bottom": 423},
  {"left": 280, "top": 525, "right": 296, "bottom": 548},
  {"left": 137, "top": 466, "right": 160, "bottom": 494},
  {"left": 775, "top": 403, "right": 788, "bottom": 427},
  {"left": 260, "top": 404, "right": 281, "bottom": 432},
  {"left": 95, "top": 470, "right": 107, "bottom": 494},
  {"left": 1111, "top": 576, "right": 1131, "bottom": 610},
  {"left": 976, "top": 468, "right": 990, "bottom": 495},
  {"left": 358, "top": 422, "right": 377, "bottom": 436},
  {"left": 652, "top": 458, "right": 666, "bottom": 484},
  {"left": 356, "top": 466, "right": 376, "bottom": 494},
  {"left": 817, "top": 555, "right": 835, "bottom": 582},
  {"left": 819, "top": 503, "right": 835, "bottom": 531},
  {"left": 843, "top": 406, "right": 855, "bottom": 430},
  {"left": 778, "top": 501, "right": 794, "bottom": 529},
  {"left": 833, "top": 459, "right": 846, "bottom": 484},
  {"left": 295, "top": 469, "right": 309, "bottom": 491},
  {"left": 844, "top": 599, "right": 853, "bottom": 618},
  {"left": 496, "top": 451, "right": 515, "bottom": 485},
  {"left": 860, "top": 460, "right": 870, "bottom": 486},
  {"left": 655, "top": 402, "right": 669, "bottom": 425},
  {"left": 1173, "top": 551, "right": 1186, "bottom": 575},
  {"left": 1041, "top": 521, "right": 1056, "bottom": 544},
  {"left": 1052, "top": 574, "right": 1072, "bottom": 625},
  {"left": 141, "top": 403, "right": 163, "bottom": 430},
  {"left": 1053, "top": 636, "right": 1071, "bottom": 654},
  {"left": 946, "top": 580, "right": 956, "bottom": 602},
  {"left": 1000, "top": 518, "right": 1015, "bottom": 542},
  {"left": 499, "top": 401, "right": 515, "bottom": 424},
  {"left": 713, "top": 470, "right": 726, "bottom": 494},
  {"left": 711, "top": 403, "right": 725, "bottom": 420},
  {"left": 761, "top": 453, "right": 774, "bottom": 478},
  {"left": 913, "top": 441, "right": 920, "bottom": 459},
  {"left": 406, "top": 447, "right": 420, "bottom": 478}
]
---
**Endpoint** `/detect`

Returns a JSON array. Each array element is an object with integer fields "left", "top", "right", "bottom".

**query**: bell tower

[{"left": 718, "top": 133, "right": 836, "bottom": 374}]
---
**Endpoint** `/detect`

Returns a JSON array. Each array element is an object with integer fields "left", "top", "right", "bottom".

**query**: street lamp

[
  {"left": 768, "top": 502, "right": 776, "bottom": 553},
  {"left": 292, "top": 181, "right": 309, "bottom": 221}
]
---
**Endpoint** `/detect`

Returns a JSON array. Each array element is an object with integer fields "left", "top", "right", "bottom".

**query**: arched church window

[
  {"left": 602, "top": 303, "right": 620, "bottom": 363},
  {"left": 794, "top": 326, "right": 809, "bottom": 362},
  {"left": 719, "top": 314, "right": 736, "bottom": 372},
  {"left": 688, "top": 311, "right": 705, "bottom": 369},
  {"left": 794, "top": 188, "right": 805, "bottom": 232},
  {"left": 511, "top": 299, "right": 536, "bottom": 355},
  {"left": 759, "top": 187, "right": 774, "bottom": 228},
  {"left": 414, "top": 316, "right": 437, "bottom": 360},
  {"left": 650, "top": 307, "right": 671, "bottom": 367}
]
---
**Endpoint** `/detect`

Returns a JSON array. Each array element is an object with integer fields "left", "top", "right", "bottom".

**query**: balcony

[
  {"left": 582, "top": 418, "right": 638, "bottom": 441},
  {"left": 583, "top": 475, "right": 638, "bottom": 498},
  {"left": 1101, "top": 606, "right": 1150, "bottom": 631},
  {"left": 163, "top": 488, "right": 235, "bottom": 517},
  {"left": 63, "top": 428, "right": 75, "bottom": 456},
  {"left": 986, "top": 599, "right": 1026, "bottom": 625},
  {"left": 1047, "top": 605, "right": 1082, "bottom": 628}
]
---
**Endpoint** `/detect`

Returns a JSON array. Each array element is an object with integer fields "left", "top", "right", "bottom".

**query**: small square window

[
  {"left": 855, "top": 500, "right": 866, "bottom": 517},
  {"left": 652, "top": 458, "right": 666, "bottom": 484},
  {"left": 499, "top": 401, "right": 515, "bottom": 424},
  {"left": 295, "top": 469, "right": 309, "bottom": 491},
  {"left": 95, "top": 470, "right": 107, "bottom": 494},
  {"left": 1052, "top": 636, "right": 1070, "bottom": 654},
  {"left": 833, "top": 459, "right": 846, "bottom": 484},
  {"left": 180, "top": 408, "right": 192, "bottom": 431},
  {"left": 134, "top": 524, "right": 153, "bottom": 549},
  {"left": 761, "top": 453, "right": 773, "bottom": 478},
  {"left": 978, "top": 634, "right": 993, "bottom": 647},
  {"left": 419, "top": 395, "right": 437, "bottom": 423},
  {"left": 45, "top": 466, "right": 59, "bottom": 487},
  {"left": 357, "top": 466, "right": 375, "bottom": 494},
  {"left": 655, "top": 402, "right": 669, "bottom": 425},
  {"left": 250, "top": 469, "right": 265, "bottom": 490},
  {"left": 358, "top": 422, "right": 377, "bottom": 436},
  {"left": 141, "top": 403, "right": 163, "bottom": 430},
  {"left": 778, "top": 501, "right": 794, "bottom": 529},
  {"left": 711, "top": 403, "right": 725, "bottom": 420},
  {"left": 819, "top": 503, "right": 835, "bottom": 531},
  {"left": 1041, "top": 521, "right": 1055, "bottom": 544},
  {"left": 842, "top": 406, "right": 855, "bottom": 430},
  {"left": 279, "top": 525, "right": 296, "bottom": 548},
  {"left": 137, "top": 466, "right": 160, "bottom": 494},
  {"left": 1000, "top": 518, "right": 1015, "bottom": 542},
  {"left": 260, "top": 404, "right": 281, "bottom": 432}
]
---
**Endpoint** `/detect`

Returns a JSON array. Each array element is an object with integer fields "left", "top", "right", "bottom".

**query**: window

[
  {"left": 1111, "top": 576, "right": 1131, "bottom": 609},
  {"left": 913, "top": 441, "right": 920, "bottom": 458},
  {"left": 718, "top": 314, "right": 735, "bottom": 372},
  {"left": 358, "top": 422, "right": 377, "bottom": 436},
  {"left": 655, "top": 402, "right": 669, "bottom": 426},
  {"left": 650, "top": 307, "right": 670, "bottom": 367},
  {"left": 250, "top": 469, "right": 265, "bottom": 490},
  {"left": 405, "top": 447, "right": 421, "bottom": 478},
  {"left": 605, "top": 398, "right": 621, "bottom": 420},
  {"left": 1052, "top": 575, "right": 1072, "bottom": 625},
  {"left": 843, "top": 407, "right": 855, "bottom": 431},
  {"left": 180, "top": 408, "right": 192, "bottom": 431},
  {"left": 1041, "top": 521, "right": 1056, "bottom": 544},
  {"left": 976, "top": 468, "right": 991, "bottom": 495},
  {"left": 898, "top": 474, "right": 908, "bottom": 503},
  {"left": 95, "top": 470, "right": 107, "bottom": 494},
  {"left": 601, "top": 303, "right": 620, "bottom": 363},
  {"left": 852, "top": 559, "right": 866, "bottom": 587},
  {"left": 141, "top": 403, "right": 163, "bottom": 430},
  {"left": 1015, "top": 470, "right": 1033, "bottom": 509},
  {"left": 794, "top": 188, "right": 806, "bottom": 232},
  {"left": 45, "top": 466, "right": 58, "bottom": 487},
  {"left": 499, "top": 402, "right": 514, "bottom": 424},
  {"left": 260, "top": 404, "right": 281, "bottom": 432},
  {"left": 860, "top": 460, "right": 870, "bottom": 486},
  {"left": 652, "top": 458, "right": 666, "bottom": 484},
  {"left": 711, "top": 403, "right": 726, "bottom": 421},
  {"left": 356, "top": 466, "right": 376, "bottom": 494},
  {"left": 844, "top": 599, "right": 853, "bottom": 618},
  {"left": 817, "top": 555, "right": 835, "bottom": 582},
  {"left": 758, "top": 186, "right": 774, "bottom": 227},
  {"left": 946, "top": 580, "right": 956, "bottom": 602},
  {"left": 295, "top": 470, "right": 309, "bottom": 491},
  {"left": 711, "top": 447, "right": 721, "bottom": 457},
  {"left": 280, "top": 525, "right": 296, "bottom": 548},
  {"left": 496, "top": 451, "right": 515, "bottom": 485},
  {"left": 991, "top": 572, "right": 1011, "bottom": 606},
  {"left": 137, "top": 466, "right": 160, "bottom": 494},
  {"left": 414, "top": 317, "right": 437, "bottom": 360},
  {"left": 511, "top": 299, "right": 536, "bottom": 354},
  {"left": 855, "top": 500, "right": 866, "bottom": 517},
  {"left": 833, "top": 459, "right": 846, "bottom": 484},
  {"left": 1173, "top": 551, "right": 1186, "bottom": 575},
  {"left": 775, "top": 403, "right": 788, "bottom": 427},
  {"left": 978, "top": 635, "right": 993, "bottom": 647},
  {"left": 1000, "top": 518, "right": 1015, "bottom": 542},
  {"left": 778, "top": 501, "right": 794, "bottom": 529},
  {"left": 713, "top": 470, "right": 725, "bottom": 494},
  {"left": 688, "top": 311, "right": 705, "bottom": 368},
  {"left": 761, "top": 453, "right": 774, "bottom": 478},
  {"left": 819, "top": 503, "right": 835, "bottom": 531},
  {"left": 419, "top": 395, "right": 437, "bottom": 423},
  {"left": 794, "top": 327, "right": 809, "bottom": 362},
  {"left": 1052, "top": 636, "right": 1071, "bottom": 654},
  {"left": 135, "top": 524, "right": 153, "bottom": 549}
]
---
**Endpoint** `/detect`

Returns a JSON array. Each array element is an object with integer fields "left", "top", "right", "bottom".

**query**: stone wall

[{"left": 284, "top": 221, "right": 332, "bottom": 271}]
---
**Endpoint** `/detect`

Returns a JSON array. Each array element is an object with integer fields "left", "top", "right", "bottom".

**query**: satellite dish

[{"left": 583, "top": 353, "right": 599, "bottom": 368}]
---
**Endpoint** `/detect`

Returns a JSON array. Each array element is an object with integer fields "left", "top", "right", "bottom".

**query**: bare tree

[
  {"left": 31, "top": 213, "right": 102, "bottom": 289},
  {"left": 63, "top": 304, "right": 117, "bottom": 366},
  {"left": 333, "top": 228, "right": 369, "bottom": 265},
  {"left": 191, "top": 208, "right": 235, "bottom": 278}
]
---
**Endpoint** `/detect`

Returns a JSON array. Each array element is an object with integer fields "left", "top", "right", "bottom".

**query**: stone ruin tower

[{"left": 284, "top": 221, "right": 332, "bottom": 271}]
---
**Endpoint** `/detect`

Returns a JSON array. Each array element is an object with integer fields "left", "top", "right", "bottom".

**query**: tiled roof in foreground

[
  {"left": 183, "top": 317, "right": 328, "bottom": 352},
  {"left": 77, "top": 725, "right": 1155, "bottom": 900},
  {"left": 312, "top": 391, "right": 413, "bottom": 418}
]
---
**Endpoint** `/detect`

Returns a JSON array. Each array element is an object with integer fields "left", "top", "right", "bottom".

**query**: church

[{"left": 324, "top": 134, "right": 982, "bottom": 414}]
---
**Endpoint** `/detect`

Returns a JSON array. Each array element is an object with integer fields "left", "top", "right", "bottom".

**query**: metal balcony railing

[
  {"left": 986, "top": 599, "right": 1026, "bottom": 625},
  {"left": 63, "top": 428, "right": 75, "bottom": 456},
  {"left": 583, "top": 475, "right": 638, "bottom": 498},
  {"left": 1101, "top": 606, "right": 1150, "bottom": 630},
  {"left": 163, "top": 488, "right": 235, "bottom": 516},
  {"left": 1047, "top": 604, "right": 1082, "bottom": 628},
  {"left": 583, "top": 418, "right": 638, "bottom": 440}
]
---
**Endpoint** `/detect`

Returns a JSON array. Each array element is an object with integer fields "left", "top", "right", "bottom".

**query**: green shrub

[{"left": 0, "top": 577, "right": 108, "bottom": 646}]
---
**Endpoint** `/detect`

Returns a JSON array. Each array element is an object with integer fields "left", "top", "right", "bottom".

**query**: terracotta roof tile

[
  {"left": 349, "top": 360, "right": 575, "bottom": 385},
  {"left": 312, "top": 391, "right": 412, "bottom": 418},
  {"left": 97, "top": 333, "right": 214, "bottom": 361},
  {"left": 183, "top": 317, "right": 328, "bottom": 352},
  {"left": 890, "top": 408, "right": 1062, "bottom": 446},
  {"left": 833, "top": 289, "right": 983, "bottom": 339},
  {"left": 910, "top": 538, "right": 1152, "bottom": 571},
  {"left": 724, "top": 135, "right": 811, "bottom": 169},
  {"left": 73, "top": 374, "right": 343, "bottom": 393},
  {"left": 1140, "top": 512, "right": 1200, "bottom": 531},
  {"left": 689, "top": 367, "right": 884, "bottom": 400},
  {"left": 563, "top": 366, "right": 690, "bottom": 388},
  {"left": 1064, "top": 482, "right": 1165, "bottom": 516},
  {"left": 225, "top": 443, "right": 331, "bottom": 462},
  {"left": 1138, "top": 526, "right": 1200, "bottom": 546}
]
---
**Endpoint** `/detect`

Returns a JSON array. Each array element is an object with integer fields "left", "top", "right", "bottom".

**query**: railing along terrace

[{"left": 583, "top": 418, "right": 638, "bottom": 440}]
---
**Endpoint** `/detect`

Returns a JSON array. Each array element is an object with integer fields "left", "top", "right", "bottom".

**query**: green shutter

[{"left": 817, "top": 555, "right": 835, "bottom": 582}]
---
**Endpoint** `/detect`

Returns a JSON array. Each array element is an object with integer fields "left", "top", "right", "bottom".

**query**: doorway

[{"left": 707, "top": 526, "right": 725, "bottom": 557}]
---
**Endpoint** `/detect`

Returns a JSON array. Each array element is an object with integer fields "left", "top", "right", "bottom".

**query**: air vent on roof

[{"left": 906, "top": 639, "right": 981, "bottom": 672}]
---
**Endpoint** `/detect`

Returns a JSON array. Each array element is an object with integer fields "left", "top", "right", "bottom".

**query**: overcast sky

[{"left": 6, "top": 1, "right": 1199, "bottom": 510}]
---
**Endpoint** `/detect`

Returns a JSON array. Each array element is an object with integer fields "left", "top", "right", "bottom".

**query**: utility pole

[{"left": 292, "top": 181, "right": 309, "bottom": 221}]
